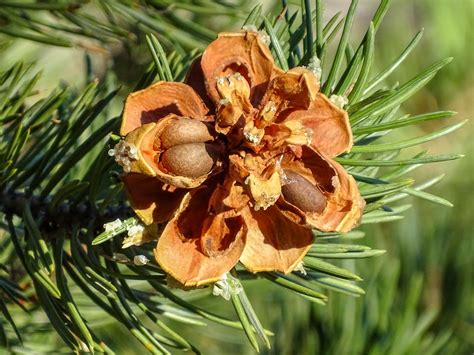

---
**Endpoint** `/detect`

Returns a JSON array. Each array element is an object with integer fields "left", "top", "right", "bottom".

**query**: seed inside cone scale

[
  {"left": 161, "top": 143, "right": 217, "bottom": 178},
  {"left": 161, "top": 118, "right": 213, "bottom": 149},
  {"left": 281, "top": 170, "right": 326, "bottom": 213}
]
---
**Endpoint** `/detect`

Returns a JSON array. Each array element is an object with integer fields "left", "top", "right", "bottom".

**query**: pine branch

[{"left": 0, "top": 0, "right": 465, "bottom": 353}]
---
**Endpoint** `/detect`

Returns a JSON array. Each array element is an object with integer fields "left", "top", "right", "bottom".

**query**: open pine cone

[{"left": 114, "top": 30, "right": 365, "bottom": 286}]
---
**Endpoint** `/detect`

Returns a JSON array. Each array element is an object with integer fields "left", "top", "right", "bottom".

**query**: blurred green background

[{"left": 1, "top": 0, "right": 472, "bottom": 353}]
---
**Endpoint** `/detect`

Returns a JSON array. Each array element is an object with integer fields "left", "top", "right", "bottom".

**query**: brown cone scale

[
  {"left": 161, "top": 143, "right": 217, "bottom": 178},
  {"left": 281, "top": 170, "right": 326, "bottom": 213}
]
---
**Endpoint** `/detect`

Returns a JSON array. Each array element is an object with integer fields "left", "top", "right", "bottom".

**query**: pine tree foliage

[
  {"left": 0, "top": 0, "right": 464, "bottom": 353},
  {"left": 0, "top": 0, "right": 250, "bottom": 50}
]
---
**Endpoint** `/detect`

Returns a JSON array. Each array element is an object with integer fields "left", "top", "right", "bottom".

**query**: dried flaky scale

[
  {"left": 121, "top": 82, "right": 209, "bottom": 136},
  {"left": 123, "top": 122, "right": 161, "bottom": 176},
  {"left": 215, "top": 72, "right": 253, "bottom": 135},
  {"left": 116, "top": 29, "right": 364, "bottom": 286},
  {"left": 239, "top": 206, "right": 313, "bottom": 273},
  {"left": 154, "top": 185, "right": 247, "bottom": 286},
  {"left": 200, "top": 31, "right": 275, "bottom": 106},
  {"left": 305, "top": 159, "right": 365, "bottom": 233},
  {"left": 259, "top": 67, "right": 319, "bottom": 115},
  {"left": 124, "top": 114, "right": 219, "bottom": 189},
  {"left": 246, "top": 171, "right": 281, "bottom": 211},
  {"left": 199, "top": 180, "right": 248, "bottom": 257},
  {"left": 278, "top": 146, "right": 365, "bottom": 233},
  {"left": 121, "top": 173, "right": 185, "bottom": 225},
  {"left": 282, "top": 93, "right": 353, "bottom": 158}
]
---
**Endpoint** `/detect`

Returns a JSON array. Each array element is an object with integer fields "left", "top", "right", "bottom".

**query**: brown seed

[
  {"left": 161, "top": 143, "right": 217, "bottom": 178},
  {"left": 161, "top": 118, "right": 213, "bottom": 149},
  {"left": 281, "top": 170, "right": 326, "bottom": 213}
]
